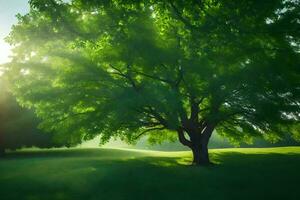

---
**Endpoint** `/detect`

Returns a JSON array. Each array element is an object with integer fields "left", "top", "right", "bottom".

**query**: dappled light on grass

[{"left": 1, "top": 147, "right": 300, "bottom": 200}]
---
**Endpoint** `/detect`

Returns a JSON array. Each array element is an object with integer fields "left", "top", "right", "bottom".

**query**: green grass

[{"left": 1, "top": 147, "right": 300, "bottom": 200}]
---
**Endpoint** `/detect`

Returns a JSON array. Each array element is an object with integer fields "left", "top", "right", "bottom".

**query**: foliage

[
  {"left": 4, "top": 0, "right": 300, "bottom": 161},
  {"left": 0, "top": 79, "right": 63, "bottom": 152}
]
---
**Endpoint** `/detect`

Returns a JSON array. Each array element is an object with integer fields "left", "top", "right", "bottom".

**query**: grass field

[{"left": 0, "top": 147, "right": 300, "bottom": 200}]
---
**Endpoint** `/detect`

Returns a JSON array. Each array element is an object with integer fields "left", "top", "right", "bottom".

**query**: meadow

[{"left": 0, "top": 147, "right": 299, "bottom": 200}]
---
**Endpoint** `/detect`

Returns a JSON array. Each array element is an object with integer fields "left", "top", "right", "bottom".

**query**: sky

[{"left": 0, "top": 0, "right": 29, "bottom": 64}]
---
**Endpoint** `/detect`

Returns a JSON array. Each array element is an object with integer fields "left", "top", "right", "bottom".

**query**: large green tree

[{"left": 4, "top": 0, "right": 300, "bottom": 165}]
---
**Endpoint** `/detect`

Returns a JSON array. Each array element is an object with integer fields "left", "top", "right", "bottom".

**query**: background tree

[
  {"left": 0, "top": 78, "right": 62, "bottom": 156},
  {"left": 4, "top": 0, "right": 300, "bottom": 165}
]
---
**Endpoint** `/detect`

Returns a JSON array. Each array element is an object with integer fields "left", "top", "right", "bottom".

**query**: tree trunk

[
  {"left": 177, "top": 123, "right": 214, "bottom": 166},
  {"left": 191, "top": 138, "right": 210, "bottom": 165},
  {"left": 190, "top": 123, "right": 214, "bottom": 166}
]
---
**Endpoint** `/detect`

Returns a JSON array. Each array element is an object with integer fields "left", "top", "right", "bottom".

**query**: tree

[
  {"left": 0, "top": 78, "right": 62, "bottom": 156},
  {"left": 4, "top": 0, "right": 300, "bottom": 165}
]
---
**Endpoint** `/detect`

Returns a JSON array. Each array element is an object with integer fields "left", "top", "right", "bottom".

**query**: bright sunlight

[{"left": 0, "top": 40, "right": 11, "bottom": 64}]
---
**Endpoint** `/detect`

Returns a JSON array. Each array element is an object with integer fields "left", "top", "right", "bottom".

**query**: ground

[{"left": 0, "top": 147, "right": 299, "bottom": 200}]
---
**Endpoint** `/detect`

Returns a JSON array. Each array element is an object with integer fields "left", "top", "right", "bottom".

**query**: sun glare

[{"left": 0, "top": 40, "right": 12, "bottom": 65}]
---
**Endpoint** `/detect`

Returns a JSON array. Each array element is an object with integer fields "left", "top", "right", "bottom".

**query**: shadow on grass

[{"left": 0, "top": 148, "right": 300, "bottom": 200}]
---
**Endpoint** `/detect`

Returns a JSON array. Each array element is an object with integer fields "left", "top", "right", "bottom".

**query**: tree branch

[
  {"left": 51, "top": 110, "right": 95, "bottom": 125},
  {"left": 134, "top": 127, "right": 165, "bottom": 139},
  {"left": 109, "top": 65, "right": 138, "bottom": 90},
  {"left": 190, "top": 96, "right": 200, "bottom": 122},
  {"left": 174, "top": 69, "right": 184, "bottom": 89},
  {"left": 169, "top": 1, "right": 197, "bottom": 31},
  {"left": 144, "top": 106, "right": 169, "bottom": 128},
  {"left": 177, "top": 128, "right": 192, "bottom": 147},
  {"left": 131, "top": 69, "right": 174, "bottom": 85}
]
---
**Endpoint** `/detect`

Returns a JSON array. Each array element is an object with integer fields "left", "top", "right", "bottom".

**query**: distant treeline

[
  {"left": 133, "top": 134, "right": 300, "bottom": 151},
  {"left": 96, "top": 133, "right": 300, "bottom": 151}
]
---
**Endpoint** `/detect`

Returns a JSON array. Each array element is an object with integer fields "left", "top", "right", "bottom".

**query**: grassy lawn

[{"left": 0, "top": 147, "right": 300, "bottom": 200}]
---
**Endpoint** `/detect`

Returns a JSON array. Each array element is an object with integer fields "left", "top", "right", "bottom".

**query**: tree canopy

[{"left": 4, "top": 0, "right": 300, "bottom": 164}]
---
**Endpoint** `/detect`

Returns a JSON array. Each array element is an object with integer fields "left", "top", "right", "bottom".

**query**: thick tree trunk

[
  {"left": 189, "top": 124, "right": 214, "bottom": 166},
  {"left": 191, "top": 138, "right": 210, "bottom": 165},
  {"left": 177, "top": 123, "right": 214, "bottom": 166}
]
